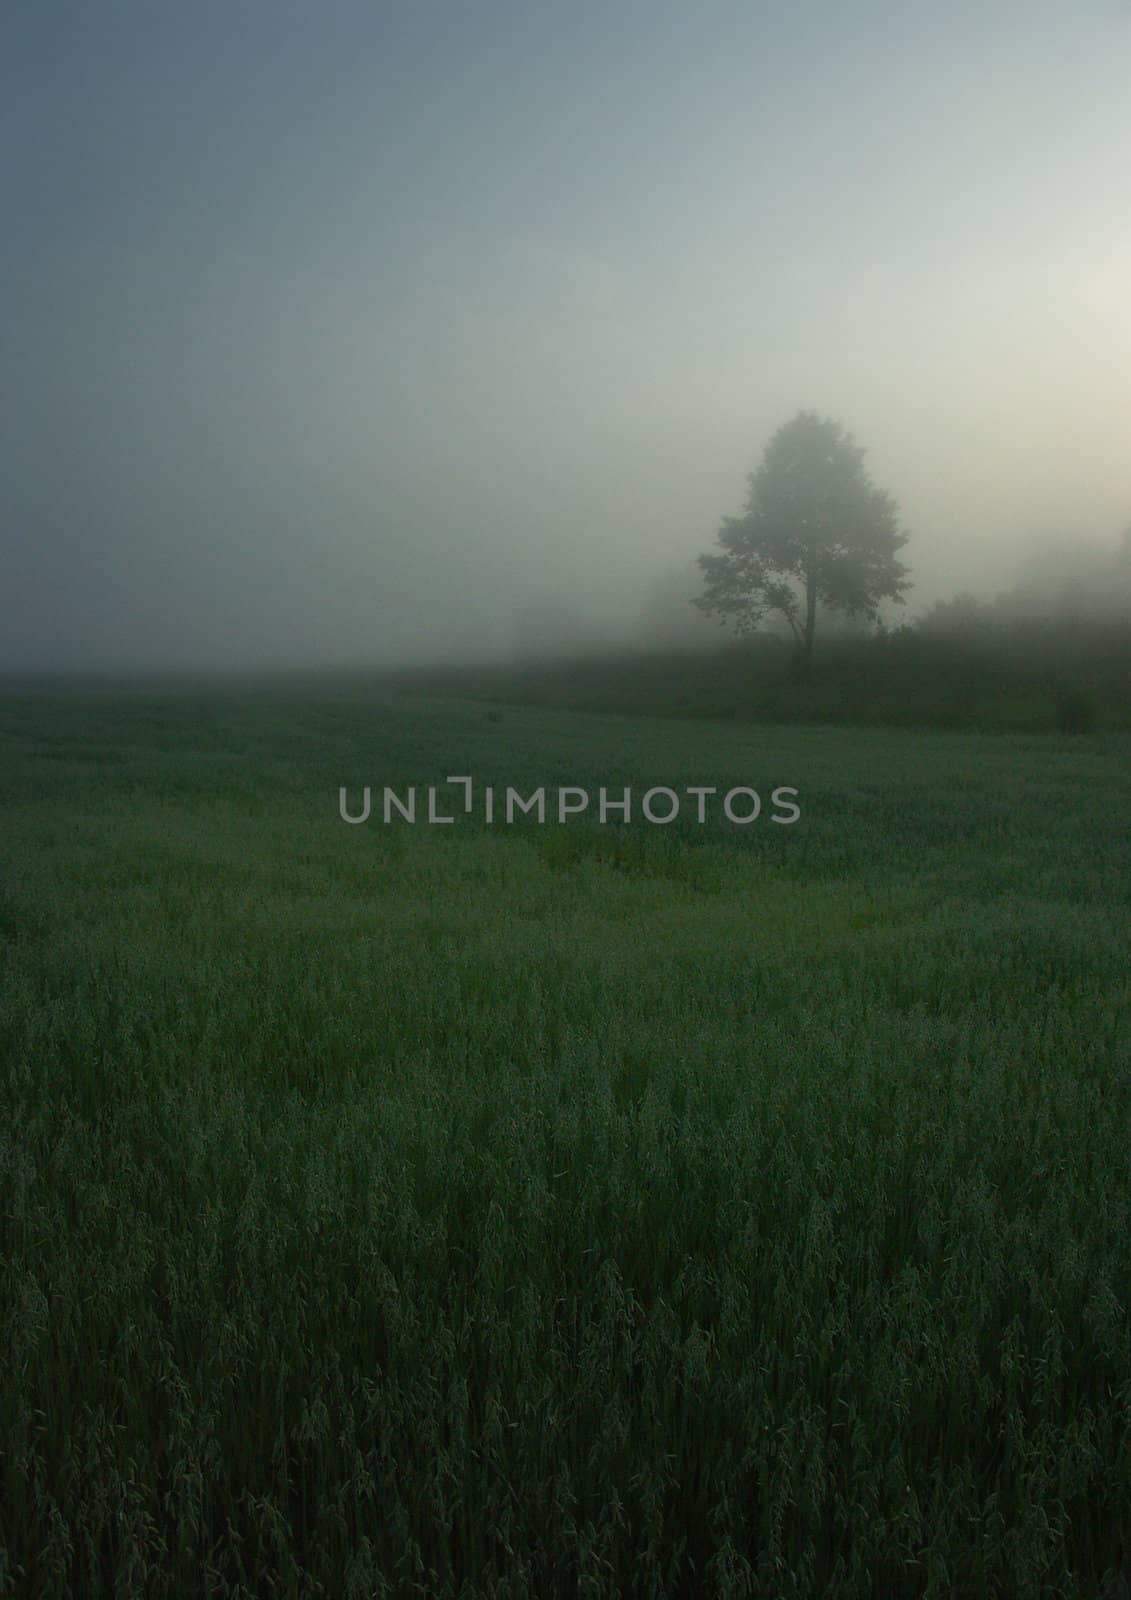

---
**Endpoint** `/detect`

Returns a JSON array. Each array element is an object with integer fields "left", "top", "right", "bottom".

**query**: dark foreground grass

[{"left": 1, "top": 687, "right": 1130, "bottom": 1597}]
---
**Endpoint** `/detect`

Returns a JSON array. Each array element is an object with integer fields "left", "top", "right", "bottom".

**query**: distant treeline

[{"left": 389, "top": 613, "right": 1131, "bottom": 732}]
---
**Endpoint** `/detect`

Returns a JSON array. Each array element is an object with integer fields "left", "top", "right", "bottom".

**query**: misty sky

[{"left": 4, "top": 1, "right": 1130, "bottom": 672}]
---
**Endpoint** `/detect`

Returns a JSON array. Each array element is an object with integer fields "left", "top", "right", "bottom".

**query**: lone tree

[{"left": 694, "top": 410, "right": 910, "bottom": 680}]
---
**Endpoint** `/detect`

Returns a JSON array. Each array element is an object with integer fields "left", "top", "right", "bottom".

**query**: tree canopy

[{"left": 695, "top": 411, "right": 910, "bottom": 677}]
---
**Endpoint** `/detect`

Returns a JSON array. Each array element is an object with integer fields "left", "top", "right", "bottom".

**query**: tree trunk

[{"left": 799, "top": 557, "right": 817, "bottom": 681}]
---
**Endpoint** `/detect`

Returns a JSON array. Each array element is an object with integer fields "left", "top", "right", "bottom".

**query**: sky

[{"left": 4, "top": 0, "right": 1130, "bottom": 672}]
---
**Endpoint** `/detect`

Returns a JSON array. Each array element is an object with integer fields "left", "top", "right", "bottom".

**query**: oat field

[{"left": 2, "top": 686, "right": 1129, "bottom": 1598}]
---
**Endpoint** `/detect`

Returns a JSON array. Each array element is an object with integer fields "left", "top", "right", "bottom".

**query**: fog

[{"left": 4, "top": 2, "right": 1130, "bottom": 675}]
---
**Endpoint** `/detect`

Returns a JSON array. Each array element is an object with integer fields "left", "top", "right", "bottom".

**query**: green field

[
  {"left": 385, "top": 622, "right": 1131, "bottom": 732},
  {"left": 2, "top": 687, "right": 1130, "bottom": 1598}
]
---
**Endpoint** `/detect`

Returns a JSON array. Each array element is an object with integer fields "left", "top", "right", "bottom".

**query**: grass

[
  {"left": 1, "top": 685, "right": 1130, "bottom": 1597},
  {"left": 383, "top": 619, "right": 1131, "bottom": 733}
]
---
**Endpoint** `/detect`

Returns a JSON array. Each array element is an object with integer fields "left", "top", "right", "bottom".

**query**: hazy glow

[{"left": 4, "top": 1, "right": 1130, "bottom": 671}]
